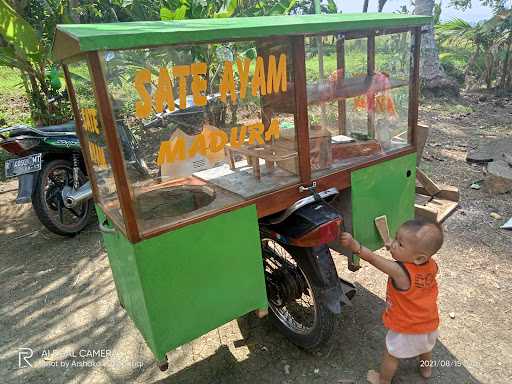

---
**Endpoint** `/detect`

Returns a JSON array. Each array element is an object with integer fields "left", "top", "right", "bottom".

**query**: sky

[{"left": 336, "top": 1, "right": 494, "bottom": 22}]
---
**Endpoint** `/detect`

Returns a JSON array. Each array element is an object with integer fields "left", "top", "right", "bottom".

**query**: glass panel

[
  {"left": 102, "top": 38, "right": 299, "bottom": 232},
  {"left": 68, "top": 61, "right": 124, "bottom": 228},
  {"left": 375, "top": 32, "right": 411, "bottom": 150},
  {"left": 306, "top": 32, "right": 411, "bottom": 178}
]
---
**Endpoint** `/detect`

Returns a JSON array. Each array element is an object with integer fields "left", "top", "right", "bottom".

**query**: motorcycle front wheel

[
  {"left": 261, "top": 238, "right": 338, "bottom": 350},
  {"left": 32, "top": 159, "right": 92, "bottom": 236}
]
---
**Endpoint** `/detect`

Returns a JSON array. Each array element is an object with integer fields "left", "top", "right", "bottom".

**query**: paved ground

[{"left": 0, "top": 94, "right": 511, "bottom": 383}]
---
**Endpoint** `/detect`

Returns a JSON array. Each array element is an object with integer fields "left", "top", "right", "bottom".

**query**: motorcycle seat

[{"left": 39, "top": 121, "right": 76, "bottom": 133}]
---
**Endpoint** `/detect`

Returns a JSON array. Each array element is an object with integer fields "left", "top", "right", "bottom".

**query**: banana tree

[
  {"left": 438, "top": 8, "right": 512, "bottom": 90},
  {"left": 437, "top": 18, "right": 496, "bottom": 88},
  {"left": 160, "top": 0, "right": 236, "bottom": 20},
  {"left": 0, "top": 0, "right": 73, "bottom": 125}
]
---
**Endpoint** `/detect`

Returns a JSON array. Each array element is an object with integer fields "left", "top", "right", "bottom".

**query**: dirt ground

[{"left": 1, "top": 92, "right": 511, "bottom": 384}]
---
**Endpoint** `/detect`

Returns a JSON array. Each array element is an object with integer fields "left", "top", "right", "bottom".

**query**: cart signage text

[{"left": 133, "top": 54, "right": 288, "bottom": 119}]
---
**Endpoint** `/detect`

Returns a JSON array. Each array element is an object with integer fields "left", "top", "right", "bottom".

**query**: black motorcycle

[
  {"left": 0, "top": 94, "right": 222, "bottom": 236},
  {"left": 0, "top": 119, "right": 93, "bottom": 236}
]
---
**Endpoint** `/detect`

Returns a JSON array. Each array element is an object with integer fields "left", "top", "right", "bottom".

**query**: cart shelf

[
  {"left": 261, "top": 75, "right": 408, "bottom": 114},
  {"left": 307, "top": 76, "right": 408, "bottom": 105}
]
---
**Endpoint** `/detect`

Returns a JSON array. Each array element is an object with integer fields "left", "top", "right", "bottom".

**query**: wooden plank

[
  {"left": 416, "top": 122, "right": 429, "bottom": 165},
  {"left": 367, "top": 32, "right": 376, "bottom": 139},
  {"left": 437, "top": 185, "right": 460, "bottom": 201},
  {"left": 336, "top": 37, "right": 347, "bottom": 135},
  {"left": 332, "top": 140, "right": 382, "bottom": 161},
  {"left": 342, "top": 27, "right": 412, "bottom": 40},
  {"left": 291, "top": 36, "right": 311, "bottom": 184},
  {"left": 142, "top": 170, "right": 352, "bottom": 240},
  {"left": 415, "top": 204, "right": 438, "bottom": 222},
  {"left": 415, "top": 193, "right": 431, "bottom": 206},
  {"left": 374, "top": 215, "right": 390, "bottom": 244},
  {"left": 87, "top": 52, "right": 141, "bottom": 243},
  {"left": 417, "top": 185, "right": 459, "bottom": 202},
  {"left": 436, "top": 200, "right": 458, "bottom": 222},
  {"left": 416, "top": 198, "right": 458, "bottom": 223},
  {"left": 416, "top": 168, "right": 441, "bottom": 196},
  {"left": 408, "top": 27, "right": 421, "bottom": 146},
  {"left": 224, "top": 143, "right": 297, "bottom": 161}
]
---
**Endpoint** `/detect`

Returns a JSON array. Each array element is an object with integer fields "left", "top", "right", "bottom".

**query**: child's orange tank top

[{"left": 383, "top": 259, "right": 439, "bottom": 334}]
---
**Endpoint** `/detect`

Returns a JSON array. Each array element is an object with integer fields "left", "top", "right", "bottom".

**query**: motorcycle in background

[
  {"left": 0, "top": 118, "right": 92, "bottom": 236},
  {"left": 0, "top": 93, "right": 222, "bottom": 236}
]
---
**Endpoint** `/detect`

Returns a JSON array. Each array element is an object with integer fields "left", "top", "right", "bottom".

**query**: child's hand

[{"left": 341, "top": 232, "right": 359, "bottom": 252}]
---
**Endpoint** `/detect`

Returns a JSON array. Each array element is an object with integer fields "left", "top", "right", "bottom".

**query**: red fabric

[
  {"left": 350, "top": 72, "right": 397, "bottom": 117},
  {"left": 383, "top": 259, "right": 440, "bottom": 334}
]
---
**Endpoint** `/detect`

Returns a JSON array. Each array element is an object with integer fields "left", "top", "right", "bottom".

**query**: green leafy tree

[
  {"left": 438, "top": 7, "right": 512, "bottom": 90},
  {"left": 288, "top": 0, "right": 338, "bottom": 15},
  {"left": 0, "top": 0, "right": 74, "bottom": 125},
  {"left": 449, "top": 0, "right": 511, "bottom": 12}
]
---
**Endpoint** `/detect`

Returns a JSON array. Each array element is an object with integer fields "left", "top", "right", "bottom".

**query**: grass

[
  {"left": 0, "top": 67, "right": 31, "bottom": 128},
  {"left": 0, "top": 67, "right": 31, "bottom": 181},
  {"left": 0, "top": 67, "right": 25, "bottom": 95}
]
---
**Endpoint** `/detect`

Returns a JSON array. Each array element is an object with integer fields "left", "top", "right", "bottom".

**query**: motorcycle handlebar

[
  {"left": 48, "top": 90, "right": 68, "bottom": 104},
  {"left": 142, "top": 109, "right": 202, "bottom": 129}
]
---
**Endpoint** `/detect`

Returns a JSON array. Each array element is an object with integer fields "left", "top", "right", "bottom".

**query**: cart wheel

[{"left": 157, "top": 356, "right": 168, "bottom": 372}]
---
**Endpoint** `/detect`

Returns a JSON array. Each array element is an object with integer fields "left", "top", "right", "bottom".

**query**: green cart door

[
  {"left": 96, "top": 205, "right": 268, "bottom": 362},
  {"left": 351, "top": 153, "right": 416, "bottom": 254}
]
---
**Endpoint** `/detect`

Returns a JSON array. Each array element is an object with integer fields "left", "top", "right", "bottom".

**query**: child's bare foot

[
  {"left": 367, "top": 370, "right": 380, "bottom": 384},
  {"left": 419, "top": 352, "right": 433, "bottom": 379},
  {"left": 419, "top": 363, "right": 432, "bottom": 379}
]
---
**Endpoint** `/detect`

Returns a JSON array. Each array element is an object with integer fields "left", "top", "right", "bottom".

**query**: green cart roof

[{"left": 53, "top": 13, "right": 430, "bottom": 61}]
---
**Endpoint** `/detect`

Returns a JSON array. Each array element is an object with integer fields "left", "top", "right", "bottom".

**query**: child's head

[{"left": 389, "top": 218, "right": 444, "bottom": 265}]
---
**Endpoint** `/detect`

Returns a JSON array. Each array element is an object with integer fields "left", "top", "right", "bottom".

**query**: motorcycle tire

[
  {"left": 32, "top": 159, "right": 92, "bottom": 236},
  {"left": 261, "top": 239, "right": 338, "bottom": 351}
]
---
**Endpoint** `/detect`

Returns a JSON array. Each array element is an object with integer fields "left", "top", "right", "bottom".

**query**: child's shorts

[{"left": 386, "top": 329, "right": 439, "bottom": 359}]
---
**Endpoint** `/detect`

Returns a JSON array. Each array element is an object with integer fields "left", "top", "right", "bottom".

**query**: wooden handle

[{"left": 374, "top": 215, "right": 390, "bottom": 244}]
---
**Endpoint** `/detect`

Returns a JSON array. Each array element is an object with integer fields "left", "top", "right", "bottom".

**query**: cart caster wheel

[{"left": 157, "top": 357, "right": 168, "bottom": 372}]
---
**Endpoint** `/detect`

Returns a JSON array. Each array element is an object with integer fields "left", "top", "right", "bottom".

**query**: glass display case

[
  {"left": 53, "top": 13, "right": 430, "bottom": 365},
  {"left": 67, "top": 61, "right": 125, "bottom": 229},
  {"left": 305, "top": 31, "right": 412, "bottom": 178},
  {"left": 101, "top": 39, "right": 300, "bottom": 233},
  {"left": 54, "top": 15, "right": 427, "bottom": 242}
]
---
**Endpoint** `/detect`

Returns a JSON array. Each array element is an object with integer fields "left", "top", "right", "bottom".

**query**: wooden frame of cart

[{"left": 53, "top": 13, "right": 431, "bottom": 367}]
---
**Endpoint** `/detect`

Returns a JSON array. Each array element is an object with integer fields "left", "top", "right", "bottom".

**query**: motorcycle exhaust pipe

[{"left": 62, "top": 181, "right": 93, "bottom": 208}]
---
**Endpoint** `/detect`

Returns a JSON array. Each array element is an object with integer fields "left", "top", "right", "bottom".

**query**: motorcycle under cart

[{"left": 51, "top": 12, "right": 428, "bottom": 370}]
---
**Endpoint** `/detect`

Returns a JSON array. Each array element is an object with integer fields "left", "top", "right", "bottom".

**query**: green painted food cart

[{"left": 52, "top": 13, "right": 431, "bottom": 369}]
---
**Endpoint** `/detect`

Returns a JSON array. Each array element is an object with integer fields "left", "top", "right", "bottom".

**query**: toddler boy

[{"left": 341, "top": 219, "right": 444, "bottom": 384}]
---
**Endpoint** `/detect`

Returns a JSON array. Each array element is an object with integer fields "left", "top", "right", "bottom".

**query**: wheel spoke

[
  {"left": 262, "top": 238, "right": 317, "bottom": 335},
  {"left": 57, "top": 199, "right": 64, "bottom": 224},
  {"left": 68, "top": 207, "right": 82, "bottom": 218}
]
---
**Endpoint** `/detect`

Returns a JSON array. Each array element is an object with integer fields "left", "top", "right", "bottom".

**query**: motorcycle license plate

[{"left": 5, "top": 153, "right": 42, "bottom": 178}]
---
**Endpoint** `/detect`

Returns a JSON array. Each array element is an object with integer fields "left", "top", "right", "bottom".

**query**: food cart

[{"left": 52, "top": 13, "right": 431, "bottom": 369}]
